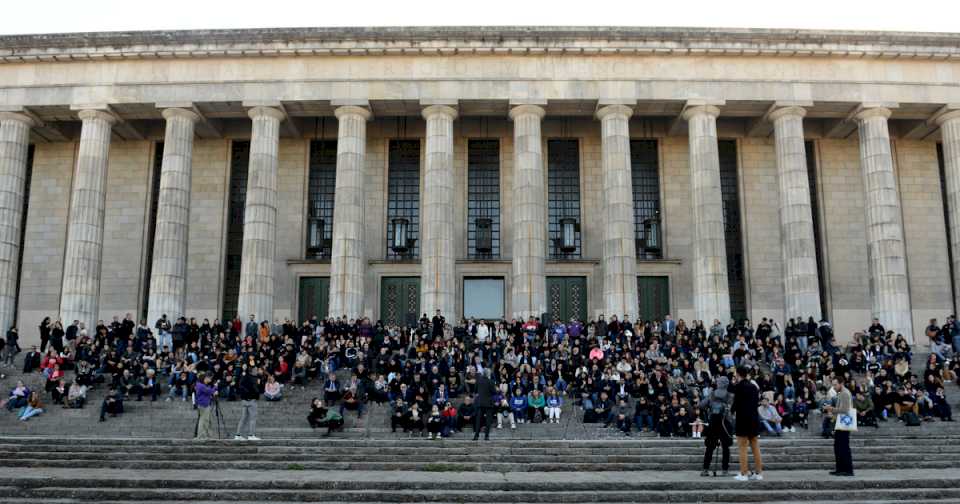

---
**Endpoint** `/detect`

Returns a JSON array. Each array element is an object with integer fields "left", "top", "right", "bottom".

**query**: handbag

[{"left": 834, "top": 408, "right": 858, "bottom": 432}]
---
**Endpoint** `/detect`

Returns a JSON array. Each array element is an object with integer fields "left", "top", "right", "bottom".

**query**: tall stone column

[
  {"left": 937, "top": 110, "right": 960, "bottom": 316},
  {"left": 60, "top": 109, "right": 115, "bottom": 328},
  {"left": 770, "top": 106, "right": 822, "bottom": 320},
  {"left": 683, "top": 105, "right": 731, "bottom": 324},
  {"left": 0, "top": 112, "right": 35, "bottom": 333},
  {"left": 510, "top": 104, "right": 548, "bottom": 320},
  {"left": 328, "top": 105, "right": 371, "bottom": 320},
  {"left": 856, "top": 107, "right": 913, "bottom": 340},
  {"left": 420, "top": 105, "right": 457, "bottom": 318},
  {"left": 236, "top": 106, "right": 283, "bottom": 323},
  {"left": 596, "top": 105, "right": 639, "bottom": 318},
  {"left": 146, "top": 108, "right": 199, "bottom": 325}
]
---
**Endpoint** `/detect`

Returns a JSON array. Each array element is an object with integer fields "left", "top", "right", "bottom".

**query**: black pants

[
  {"left": 703, "top": 437, "right": 730, "bottom": 471},
  {"left": 473, "top": 406, "right": 495, "bottom": 439},
  {"left": 834, "top": 430, "right": 853, "bottom": 474}
]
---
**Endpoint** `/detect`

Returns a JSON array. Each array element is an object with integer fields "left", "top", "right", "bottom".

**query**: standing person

[
  {"left": 831, "top": 377, "right": 855, "bottom": 476},
  {"left": 194, "top": 373, "right": 218, "bottom": 439},
  {"left": 235, "top": 368, "right": 261, "bottom": 441},
  {"left": 731, "top": 366, "right": 763, "bottom": 481},
  {"left": 702, "top": 376, "right": 733, "bottom": 477},
  {"left": 37, "top": 318, "right": 51, "bottom": 353},
  {"left": 3, "top": 325, "right": 19, "bottom": 367},
  {"left": 473, "top": 367, "right": 496, "bottom": 441}
]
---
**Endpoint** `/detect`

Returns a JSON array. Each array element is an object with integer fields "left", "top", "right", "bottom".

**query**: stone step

[{"left": 3, "top": 486, "right": 959, "bottom": 502}]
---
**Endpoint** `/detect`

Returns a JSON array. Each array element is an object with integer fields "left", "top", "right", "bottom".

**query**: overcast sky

[{"left": 3, "top": 0, "right": 959, "bottom": 35}]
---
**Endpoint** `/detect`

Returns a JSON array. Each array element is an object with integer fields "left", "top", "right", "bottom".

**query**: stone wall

[{"left": 184, "top": 140, "right": 229, "bottom": 324}]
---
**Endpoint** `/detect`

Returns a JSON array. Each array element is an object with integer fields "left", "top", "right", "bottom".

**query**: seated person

[
  {"left": 613, "top": 398, "right": 631, "bottom": 434},
  {"left": 526, "top": 389, "right": 546, "bottom": 423},
  {"left": 264, "top": 375, "right": 284, "bottom": 401},
  {"left": 5, "top": 380, "right": 30, "bottom": 411},
  {"left": 758, "top": 397, "right": 783, "bottom": 436},
  {"left": 584, "top": 391, "right": 612, "bottom": 424},
  {"left": 933, "top": 387, "right": 953, "bottom": 421},
  {"left": 853, "top": 390, "right": 878, "bottom": 428},
  {"left": 17, "top": 392, "right": 44, "bottom": 421},
  {"left": 391, "top": 399, "right": 409, "bottom": 433},
  {"left": 307, "top": 398, "right": 344, "bottom": 436},
  {"left": 893, "top": 388, "right": 919, "bottom": 420},
  {"left": 457, "top": 396, "right": 477, "bottom": 432},
  {"left": 99, "top": 385, "right": 124, "bottom": 422},
  {"left": 426, "top": 405, "right": 443, "bottom": 439},
  {"left": 66, "top": 380, "right": 87, "bottom": 409},
  {"left": 404, "top": 403, "right": 424, "bottom": 435},
  {"left": 339, "top": 386, "right": 365, "bottom": 418}
]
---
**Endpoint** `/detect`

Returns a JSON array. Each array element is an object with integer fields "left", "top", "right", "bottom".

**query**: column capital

[
  {"left": 855, "top": 107, "right": 892, "bottom": 121},
  {"left": 161, "top": 107, "right": 200, "bottom": 123},
  {"left": 76, "top": 109, "right": 118, "bottom": 125},
  {"left": 508, "top": 104, "right": 546, "bottom": 121},
  {"left": 681, "top": 105, "right": 720, "bottom": 121},
  {"left": 595, "top": 104, "right": 633, "bottom": 121},
  {"left": 421, "top": 104, "right": 458, "bottom": 121},
  {"left": 0, "top": 111, "right": 36, "bottom": 127},
  {"left": 935, "top": 109, "right": 960, "bottom": 126},
  {"left": 247, "top": 106, "right": 285, "bottom": 121},
  {"left": 768, "top": 106, "right": 807, "bottom": 122},
  {"left": 334, "top": 105, "right": 372, "bottom": 121}
]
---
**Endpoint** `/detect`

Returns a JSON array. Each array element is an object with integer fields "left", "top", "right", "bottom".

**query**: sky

[{"left": 2, "top": 0, "right": 959, "bottom": 35}]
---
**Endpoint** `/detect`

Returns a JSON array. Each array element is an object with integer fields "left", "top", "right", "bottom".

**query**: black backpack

[{"left": 904, "top": 411, "right": 921, "bottom": 426}]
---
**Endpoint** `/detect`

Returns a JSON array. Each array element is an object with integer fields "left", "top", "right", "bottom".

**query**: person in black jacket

[
  {"left": 702, "top": 376, "right": 733, "bottom": 476},
  {"left": 731, "top": 366, "right": 763, "bottom": 481},
  {"left": 473, "top": 368, "right": 496, "bottom": 440},
  {"left": 234, "top": 368, "right": 261, "bottom": 441}
]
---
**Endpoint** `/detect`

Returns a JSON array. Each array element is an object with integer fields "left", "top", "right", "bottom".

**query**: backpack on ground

[{"left": 903, "top": 411, "right": 921, "bottom": 426}]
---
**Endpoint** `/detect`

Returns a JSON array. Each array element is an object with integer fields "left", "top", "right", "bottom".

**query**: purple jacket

[{"left": 195, "top": 382, "right": 217, "bottom": 408}]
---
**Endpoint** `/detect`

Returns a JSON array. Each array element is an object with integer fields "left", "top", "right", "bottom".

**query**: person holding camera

[
  {"left": 195, "top": 373, "right": 218, "bottom": 439},
  {"left": 702, "top": 376, "right": 733, "bottom": 476}
]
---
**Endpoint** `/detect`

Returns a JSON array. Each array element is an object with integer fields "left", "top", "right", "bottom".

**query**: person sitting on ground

[
  {"left": 307, "top": 398, "right": 344, "bottom": 436},
  {"left": 5, "top": 380, "right": 30, "bottom": 412},
  {"left": 758, "top": 397, "right": 783, "bottom": 436},
  {"left": 613, "top": 398, "right": 632, "bottom": 435},
  {"left": 545, "top": 388, "right": 562, "bottom": 424},
  {"left": 457, "top": 395, "right": 476, "bottom": 432},
  {"left": 426, "top": 404, "right": 443, "bottom": 439},
  {"left": 323, "top": 372, "right": 340, "bottom": 403},
  {"left": 440, "top": 401, "right": 458, "bottom": 435},
  {"left": 17, "top": 391, "right": 43, "bottom": 421},
  {"left": 509, "top": 387, "right": 528, "bottom": 424},
  {"left": 50, "top": 379, "right": 67, "bottom": 406},
  {"left": 495, "top": 384, "right": 515, "bottom": 429},
  {"left": 66, "top": 379, "right": 87, "bottom": 409},
  {"left": 264, "top": 375, "right": 283, "bottom": 401},
  {"left": 167, "top": 370, "right": 191, "bottom": 402},
  {"left": 390, "top": 398, "right": 408, "bottom": 433},
  {"left": 894, "top": 387, "right": 919, "bottom": 420},
  {"left": 99, "top": 385, "right": 124, "bottom": 422},
  {"left": 339, "top": 385, "right": 365, "bottom": 418},
  {"left": 853, "top": 390, "right": 878, "bottom": 428},
  {"left": 526, "top": 389, "right": 546, "bottom": 423}
]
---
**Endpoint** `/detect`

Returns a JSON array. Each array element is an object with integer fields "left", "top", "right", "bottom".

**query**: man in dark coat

[
  {"left": 473, "top": 368, "right": 496, "bottom": 440},
  {"left": 731, "top": 366, "right": 763, "bottom": 481}
]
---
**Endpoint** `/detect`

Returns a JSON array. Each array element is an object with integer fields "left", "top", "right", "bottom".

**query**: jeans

[
  {"left": 953, "top": 335, "right": 960, "bottom": 354},
  {"left": 18, "top": 405, "right": 43, "bottom": 421},
  {"left": 761, "top": 420, "right": 782, "bottom": 435},
  {"left": 236, "top": 400, "right": 257, "bottom": 437},
  {"left": 634, "top": 414, "right": 655, "bottom": 431},
  {"left": 157, "top": 331, "right": 172, "bottom": 352}
]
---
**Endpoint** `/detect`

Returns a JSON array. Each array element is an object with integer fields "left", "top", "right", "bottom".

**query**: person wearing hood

[{"left": 702, "top": 375, "right": 733, "bottom": 476}]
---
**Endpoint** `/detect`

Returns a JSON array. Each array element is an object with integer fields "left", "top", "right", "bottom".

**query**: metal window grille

[
  {"left": 631, "top": 140, "right": 662, "bottom": 259},
  {"left": 467, "top": 139, "right": 500, "bottom": 259},
  {"left": 386, "top": 139, "right": 421, "bottom": 260},
  {"left": 222, "top": 141, "right": 250, "bottom": 320},
  {"left": 306, "top": 140, "right": 337, "bottom": 259},
  {"left": 718, "top": 140, "right": 746, "bottom": 321},
  {"left": 548, "top": 139, "right": 581, "bottom": 259}
]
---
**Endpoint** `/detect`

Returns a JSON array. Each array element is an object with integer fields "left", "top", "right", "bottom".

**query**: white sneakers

[
  {"left": 734, "top": 473, "right": 763, "bottom": 481},
  {"left": 733, "top": 474, "right": 749, "bottom": 481},
  {"left": 247, "top": 435, "right": 261, "bottom": 441},
  {"left": 234, "top": 435, "right": 260, "bottom": 441},
  {"left": 750, "top": 473, "right": 763, "bottom": 481}
]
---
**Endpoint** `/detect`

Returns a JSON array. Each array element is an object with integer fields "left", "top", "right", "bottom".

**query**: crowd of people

[{"left": 1, "top": 309, "right": 958, "bottom": 449}]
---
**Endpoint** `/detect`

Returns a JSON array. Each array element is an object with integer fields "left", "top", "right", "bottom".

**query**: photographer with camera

[
  {"left": 194, "top": 372, "right": 218, "bottom": 439},
  {"left": 702, "top": 376, "right": 733, "bottom": 477}
]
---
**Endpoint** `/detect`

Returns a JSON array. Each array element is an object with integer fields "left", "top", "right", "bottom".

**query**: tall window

[
  {"left": 223, "top": 141, "right": 250, "bottom": 320},
  {"left": 718, "top": 140, "right": 746, "bottom": 321},
  {"left": 467, "top": 139, "right": 501, "bottom": 259},
  {"left": 805, "top": 141, "right": 829, "bottom": 318},
  {"left": 548, "top": 139, "right": 582, "bottom": 259},
  {"left": 938, "top": 143, "right": 957, "bottom": 310},
  {"left": 306, "top": 140, "right": 337, "bottom": 259},
  {"left": 141, "top": 142, "right": 164, "bottom": 318},
  {"left": 13, "top": 145, "right": 34, "bottom": 324},
  {"left": 631, "top": 139, "right": 662, "bottom": 259},
  {"left": 386, "top": 139, "right": 420, "bottom": 260}
]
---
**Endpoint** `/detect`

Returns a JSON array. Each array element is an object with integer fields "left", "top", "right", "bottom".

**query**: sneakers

[
  {"left": 700, "top": 470, "right": 710, "bottom": 477},
  {"left": 749, "top": 473, "right": 763, "bottom": 481},
  {"left": 733, "top": 474, "right": 749, "bottom": 482},
  {"left": 511, "top": 424, "right": 516, "bottom": 429},
  {"left": 233, "top": 435, "right": 246, "bottom": 441},
  {"left": 247, "top": 435, "right": 261, "bottom": 441},
  {"left": 428, "top": 433, "right": 434, "bottom": 439}
]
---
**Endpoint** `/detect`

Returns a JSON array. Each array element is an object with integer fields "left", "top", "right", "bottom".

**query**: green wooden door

[
  {"left": 380, "top": 277, "right": 421, "bottom": 326},
  {"left": 298, "top": 277, "right": 330, "bottom": 323},
  {"left": 546, "top": 276, "right": 588, "bottom": 323},
  {"left": 637, "top": 276, "right": 670, "bottom": 323}
]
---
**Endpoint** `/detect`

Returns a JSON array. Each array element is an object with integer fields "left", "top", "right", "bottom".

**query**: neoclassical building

[{"left": 1, "top": 26, "right": 959, "bottom": 345}]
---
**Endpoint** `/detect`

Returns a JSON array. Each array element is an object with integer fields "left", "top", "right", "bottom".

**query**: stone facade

[{"left": 2, "top": 26, "right": 959, "bottom": 345}]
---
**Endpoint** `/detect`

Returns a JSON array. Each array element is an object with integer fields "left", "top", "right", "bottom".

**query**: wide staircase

[{"left": 2, "top": 349, "right": 960, "bottom": 503}]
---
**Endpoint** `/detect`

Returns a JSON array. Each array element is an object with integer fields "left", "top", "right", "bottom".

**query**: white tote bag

[{"left": 834, "top": 408, "right": 858, "bottom": 432}]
